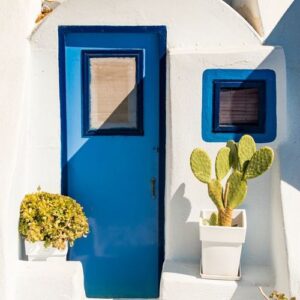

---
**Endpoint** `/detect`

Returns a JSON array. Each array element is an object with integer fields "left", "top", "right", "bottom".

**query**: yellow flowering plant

[{"left": 19, "top": 190, "right": 89, "bottom": 250}]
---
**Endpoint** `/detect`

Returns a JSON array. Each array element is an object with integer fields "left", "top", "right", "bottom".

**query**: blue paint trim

[
  {"left": 58, "top": 25, "right": 167, "bottom": 294},
  {"left": 202, "top": 69, "right": 277, "bottom": 143},
  {"left": 81, "top": 49, "right": 144, "bottom": 136},
  {"left": 58, "top": 27, "right": 68, "bottom": 195},
  {"left": 58, "top": 25, "right": 167, "bottom": 40},
  {"left": 157, "top": 26, "right": 167, "bottom": 281}
]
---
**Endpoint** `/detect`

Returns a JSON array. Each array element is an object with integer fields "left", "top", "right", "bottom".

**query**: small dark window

[
  {"left": 202, "top": 69, "right": 276, "bottom": 143},
  {"left": 213, "top": 80, "right": 265, "bottom": 133}
]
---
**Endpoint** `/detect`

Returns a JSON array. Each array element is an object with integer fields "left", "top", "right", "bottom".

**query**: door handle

[{"left": 151, "top": 177, "right": 157, "bottom": 199}]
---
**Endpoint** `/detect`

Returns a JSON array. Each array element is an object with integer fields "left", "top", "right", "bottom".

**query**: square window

[
  {"left": 219, "top": 88, "right": 259, "bottom": 125},
  {"left": 213, "top": 80, "right": 265, "bottom": 133},
  {"left": 81, "top": 49, "right": 144, "bottom": 136},
  {"left": 202, "top": 69, "right": 276, "bottom": 143}
]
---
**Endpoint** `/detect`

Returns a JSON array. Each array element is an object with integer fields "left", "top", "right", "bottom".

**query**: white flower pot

[
  {"left": 199, "top": 209, "right": 247, "bottom": 280},
  {"left": 25, "top": 241, "right": 68, "bottom": 261}
]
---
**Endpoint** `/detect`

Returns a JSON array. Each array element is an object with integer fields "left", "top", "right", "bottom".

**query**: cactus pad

[
  {"left": 208, "top": 179, "right": 224, "bottom": 210},
  {"left": 190, "top": 134, "right": 274, "bottom": 226},
  {"left": 215, "top": 147, "right": 231, "bottom": 181},
  {"left": 226, "top": 140, "right": 239, "bottom": 170},
  {"left": 190, "top": 148, "right": 211, "bottom": 183},
  {"left": 227, "top": 171, "right": 247, "bottom": 209},
  {"left": 238, "top": 135, "right": 256, "bottom": 171},
  {"left": 244, "top": 147, "right": 274, "bottom": 179},
  {"left": 209, "top": 212, "right": 218, "bottom": 226}
]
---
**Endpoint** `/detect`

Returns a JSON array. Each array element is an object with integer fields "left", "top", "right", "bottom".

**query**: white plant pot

[
  {"left": 25, "top": 240, "right": 68, "bottom": 261},
  {"left": 199, "top": 209, "right": 247, "bottom": 280}
]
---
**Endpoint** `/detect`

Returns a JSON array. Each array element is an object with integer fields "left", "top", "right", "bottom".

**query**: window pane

[
  {"left": 219, "top": 88, "right": 259, "bottom": 125},
  {"left": 89, "top": 57, "right": 137, "bottom": 130}
]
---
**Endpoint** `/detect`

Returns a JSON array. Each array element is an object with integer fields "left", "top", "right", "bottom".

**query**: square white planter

[
  {"left": 199, "top": 209, "right": 247, "bottom": 280},
  {"left": 25, "top": 241, "right": 68, "bottom": 261}
]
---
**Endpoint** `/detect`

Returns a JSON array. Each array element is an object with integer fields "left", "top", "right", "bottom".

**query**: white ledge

[
  {"left": 160, "top": 260, "right": 273, "bottom": 300},
  {"left": 15, "top": 261, "right": 86, "bottom": 300}
]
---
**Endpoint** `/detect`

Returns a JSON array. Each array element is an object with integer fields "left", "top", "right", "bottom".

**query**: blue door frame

[{"left": 59, "top": 26, "right": 166, "bottom": 298}]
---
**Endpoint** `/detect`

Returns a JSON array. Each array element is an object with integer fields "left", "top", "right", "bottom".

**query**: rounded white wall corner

[{"left": 29, "top": 0, "right": 261, "bottom": 50}]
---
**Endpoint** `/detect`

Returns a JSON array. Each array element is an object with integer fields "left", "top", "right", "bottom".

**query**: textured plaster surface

[
  {"left": 30, "top": 0, "right": 260, "bottom": 49},
  {"left": 0, "top": 0, "right": 298, "bottom": 299},
  {"left": 161, "top": 47, "right": 288, "bottom": 299},
  {"left": 16, "top": 261, "right": 86, "bottom": 300},
  {"left": 265, "top": 1, "right": 300, "bottom": 296},
  {"left": 0, "top": 1, "right": 40, "bottom": 299},
  {"left": 160, "top": 260, "right": 273, "bottom": 300}
]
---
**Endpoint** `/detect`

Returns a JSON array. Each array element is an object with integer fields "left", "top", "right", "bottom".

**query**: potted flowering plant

[
  {"left": 19, "top": 189, "right": 89, "bottom": 261},
  {"left": 190, "top": 135, "right": 274, "bottom": 279}
]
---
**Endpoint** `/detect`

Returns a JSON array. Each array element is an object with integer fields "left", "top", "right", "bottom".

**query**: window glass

[
  {"left": 89, "top": 57, "right": 137, "bottom": 130},
  {"left": 219, "top": 87, "right": 259, "bottom": 126}
]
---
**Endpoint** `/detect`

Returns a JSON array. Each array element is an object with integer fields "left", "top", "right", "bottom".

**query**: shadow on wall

[
  {"left": 265, "top": 0, "right": 300, "bottom": 191},
  {"left": 168, "top": 183, "right": 199, "bottom": 261},
  {"left": 264, "top": 2, "right": 300, "bottom": 296},
  {"left": 170, "top": 48, "right": 289, "bottom": 293}
]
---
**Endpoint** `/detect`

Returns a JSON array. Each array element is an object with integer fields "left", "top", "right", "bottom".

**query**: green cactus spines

[
  {"left": 226, "top": 140, "right": 239, "bottom": 170},
  {"left": 190, "top": 148, "right": 211, "bottom": 183},
  {"left": 215, "top": 147, "right": 231, "bottom": 181},
  {"left": 227, "top": 172, "right": 248, "bottom": 209},
  {"left": 208, "top": 179, "right": 224, "bottom": 210},
  {"left": 238, "top": 135, "right": 256, "bottom": 171},
  {"left": 244, "top": 147, "right": 274, "bottom": 179}
]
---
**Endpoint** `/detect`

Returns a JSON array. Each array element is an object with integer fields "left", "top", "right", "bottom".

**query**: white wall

[
  {"left": 30, "top": 0, "right": 260, "bottom": 49},
  {"left": 259, "top": 0, "right": 294, "bottom": 39},
  {"left": 225, "top": 0, "right": 295, "bottom": 39},
  {"left": 1, "top": 0, "right": 298, "bottom": 298},
  {"left": 166, "top": 48, "right": 287, "bottom": 285},
  {"left": 264, "top": 1, "right": 300, "bottom": 296},
  {"left": 0, "top": 1, "right": 40, "bottom": 298}
]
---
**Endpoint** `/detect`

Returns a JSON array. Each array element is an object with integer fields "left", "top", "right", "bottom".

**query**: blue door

[{"left": 59, "top": 26, "right": 166, "bottom": 298}]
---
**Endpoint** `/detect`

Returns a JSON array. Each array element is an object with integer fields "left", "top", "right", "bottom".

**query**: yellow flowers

[{"left": 19, "top": 191, "right": 89, "bottom": 250}]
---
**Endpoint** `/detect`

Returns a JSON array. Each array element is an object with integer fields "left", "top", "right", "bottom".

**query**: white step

[
  {"left": 16, "top": 261, "right": 86, "bottom": 300},
  {"left": 160, "top": 260, "right": 273, "bottom": 300}
]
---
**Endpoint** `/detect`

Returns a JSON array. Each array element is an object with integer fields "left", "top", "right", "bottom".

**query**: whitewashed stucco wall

[
  {"left": 166, "top": 47, "right": 289, "bottom": 296},
  {"left": 0, "top": 1, "right": 40, "bottom": 299},
  {"left": 167, "top": 47, "right": 286, "bottom": 262},
  {"left": 0, "top": 0, "right": 299, "bottom": 299},
  {"left": 27, "top": 0, "right": 290, "bottom": 297},
  {"left": 264, "top": 1, "right": 300, "bottom": 296}
]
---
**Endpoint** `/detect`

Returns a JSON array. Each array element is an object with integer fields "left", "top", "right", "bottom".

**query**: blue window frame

[
  {"left": 202, "top": 69, "right": 276, "bottom": 143},
  {"left": 82, "top": 49, "right": 144, "bottom": 136}
]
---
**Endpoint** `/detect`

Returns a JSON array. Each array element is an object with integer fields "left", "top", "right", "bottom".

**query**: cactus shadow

[{"left": 168, "top": 183, "right": 199, "bottom": 261}]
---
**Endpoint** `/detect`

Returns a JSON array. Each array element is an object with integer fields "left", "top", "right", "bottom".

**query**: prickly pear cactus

[
  {"left": 215, "top": 147, "right": 231, "bottom": 181},
  {"left": 226, "top": 140, "right": 239, "bottom": 170},
  {"left": 244, "top": 147, "right": 274, "bottom": 179},
  {"left": 226, "top": 172, "right": 247, "bottom": 209},
  {"left": 190, "top": 148, "right": 211, "bottom": 183},
  {"left": 208, "top": 179, "right": 224, "bottom": 210},
  {"left": 238, "top": 135, "right": 256, "bottom": 171},
  {"left": 209, "top": 212, "right": 218, "bottom": 226},
  {"left": 190, "top": 134, "right": 274, "bottom": 226}
]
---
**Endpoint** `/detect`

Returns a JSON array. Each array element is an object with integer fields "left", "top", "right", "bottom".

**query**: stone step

[
  {"left": 16, "top": 261, "right": 86, "bottom": 300},
  {"left": 160, "top": 260, "right": 273, "bottom": 300}
]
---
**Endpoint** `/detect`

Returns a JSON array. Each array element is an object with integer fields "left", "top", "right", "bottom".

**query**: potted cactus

[{"left": 190, "top": 135, "right": 274, "bottom": 279}]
